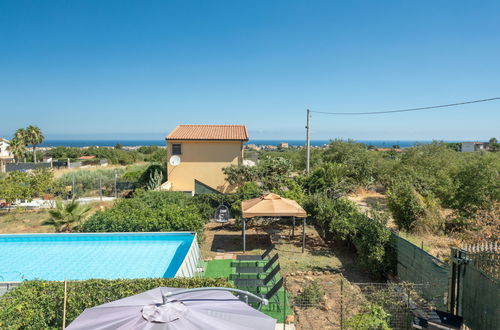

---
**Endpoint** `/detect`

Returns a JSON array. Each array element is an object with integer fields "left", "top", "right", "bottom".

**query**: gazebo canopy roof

[{"left": 242, "top": 193, "right": 307, "bottom": 218}]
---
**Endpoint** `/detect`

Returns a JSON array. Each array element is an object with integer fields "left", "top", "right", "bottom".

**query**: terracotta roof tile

[{"left": 166, "top": 125, "right": 249, "bottom": 141}]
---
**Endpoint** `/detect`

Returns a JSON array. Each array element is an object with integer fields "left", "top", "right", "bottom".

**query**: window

[{"left": 172, "top": 144, "right": 182, "bottom": 155}]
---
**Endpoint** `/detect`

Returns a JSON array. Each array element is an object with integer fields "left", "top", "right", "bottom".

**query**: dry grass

[
  {"left": 201, "top": 219, "right": 373, "bottom": 282},
  {"left": 52, "top": 163, "right": 142, "bottom": 178},
  {"left": 0, "top": 209, "right": 54, "bottom": 234},
  {"left": 0, "top": 201, "right": 113, "bottom": 234}
]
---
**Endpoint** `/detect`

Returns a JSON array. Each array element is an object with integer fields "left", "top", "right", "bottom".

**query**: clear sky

[{"left": 1, "top": 0, "right": 499, "bottom": 141}]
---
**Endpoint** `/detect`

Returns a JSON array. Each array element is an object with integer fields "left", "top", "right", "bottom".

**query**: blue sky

[{"left": 1, "top": 0, "right": 499, "bottom": 141}]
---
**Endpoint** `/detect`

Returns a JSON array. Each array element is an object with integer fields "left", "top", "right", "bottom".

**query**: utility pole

[{"left": 305, "top": 109, "right": 311, "bottom": 174}]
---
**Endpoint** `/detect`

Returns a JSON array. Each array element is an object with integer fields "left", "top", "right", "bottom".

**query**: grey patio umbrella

[{"left": 66, "top": 287, "right": 276, "bottom": 330}]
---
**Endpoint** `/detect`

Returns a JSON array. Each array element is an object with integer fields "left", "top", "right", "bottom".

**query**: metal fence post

[
  {"left": 340, "top": 278, "right": 343, "bottom": 329},
  {"left": 283, "top": 276, "right": 286, "bottom": 330},
  {"left": 114, "top": 170, "right": 117, "bottom": 198},
  {"left": 72, "top": 174, "right": 75, "bottom": 199}
]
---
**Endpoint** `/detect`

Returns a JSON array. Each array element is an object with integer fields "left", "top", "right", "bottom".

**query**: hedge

[
  {"left": 0, "top": 277, "right": 231, "bottom": 329},
  {"left": 80, "top": 191, "right": 206, "bottom": 235}
]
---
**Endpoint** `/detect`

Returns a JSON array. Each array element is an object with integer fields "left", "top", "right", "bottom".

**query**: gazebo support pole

[
  {"left": 302, "top": 218, "right": 306, "bottom": 253},
  {"left": 243, "top": 218, "right": 246, "bottom": 253},
  {"left": 292, "top": 217, "right": 295, "bottom": 237}
]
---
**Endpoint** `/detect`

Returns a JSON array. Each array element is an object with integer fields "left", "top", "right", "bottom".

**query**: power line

[{"left": 310, "top": 97, "right": 500, "bottom": 115}]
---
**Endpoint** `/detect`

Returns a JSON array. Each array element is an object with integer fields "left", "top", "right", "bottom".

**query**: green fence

[
  {"left": 457, "top": 244, "right": 500, "bottom": 329},
  {"left": 460, "top": 263, "right": 500, "bottom": 329},
  {"left": 392, "top": 233, "right": 449, "bottom": 310}
]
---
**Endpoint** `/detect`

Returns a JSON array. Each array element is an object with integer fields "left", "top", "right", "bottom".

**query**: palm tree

[
  {"left": 44, "top": 199, "right": 91, "bottom": 232},
  {"left": 26, "top": 125, "right": 44, "bottom": 163},
  {"left": 7, "top": 137, "right": 27, "bottom": 163},
  {"left": 14, "top": 128, "right": 27, "bottom": 142}
]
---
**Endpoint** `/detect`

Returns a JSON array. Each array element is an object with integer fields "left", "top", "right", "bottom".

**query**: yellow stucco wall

[{"left": 166, "top": 140, "right": 243, "bottom": 193}]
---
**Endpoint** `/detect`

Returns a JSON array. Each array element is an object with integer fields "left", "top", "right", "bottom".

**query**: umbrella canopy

[
  {"left": 66, "top": 287, "right": 276, "bottom": 330},
  {"left": 242, "top": 193, "right": 306, "bottom": 218}
]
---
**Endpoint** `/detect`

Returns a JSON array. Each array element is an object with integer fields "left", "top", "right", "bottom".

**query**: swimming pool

[{"left": 0, "top": 232, "right": 200, "bottom": 282}]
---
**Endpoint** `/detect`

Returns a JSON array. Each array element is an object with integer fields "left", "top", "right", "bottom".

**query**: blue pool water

[{"left": 0, "top": 233, "right": 195, "bottom": 282}]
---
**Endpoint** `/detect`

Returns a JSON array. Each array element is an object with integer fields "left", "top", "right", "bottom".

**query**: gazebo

[{"left": 241, "top": 193, "right": 308, "bottom": 253}]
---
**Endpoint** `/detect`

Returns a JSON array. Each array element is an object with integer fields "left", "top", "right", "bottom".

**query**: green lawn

[{"left": 202, "top": 259, "right": 293, "bottom": 323}]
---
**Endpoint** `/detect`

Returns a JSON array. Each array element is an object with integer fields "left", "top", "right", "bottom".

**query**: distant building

[
  {"left": 165, "top": 125, "right": 249, "bottom": 194},
  {"left": 278, "top": 142, "right": 289, "bottom": 148},
  {"left": 461, "top": 142, "right": 488, "bottom": 152},
  {"left": 0, "top": 138, "right": 14, "bottom": 173},
  {"left": 263, "top": 145, "right": 277, "bottom": 150}
]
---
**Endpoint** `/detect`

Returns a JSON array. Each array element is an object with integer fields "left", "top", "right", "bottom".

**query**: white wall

[
  {"left": 461, "top": 142, "right": 475, "bottom": 152},
  {"left": 0, "top": 140, "right": 13, "bottom": 158}
]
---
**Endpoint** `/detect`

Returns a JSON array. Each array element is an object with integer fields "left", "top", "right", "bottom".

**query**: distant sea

[{"left": 40, "top": 139, "right": 456, "bottom": 148}]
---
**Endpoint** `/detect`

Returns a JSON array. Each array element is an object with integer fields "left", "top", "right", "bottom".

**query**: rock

[
  {"left": 304, "top": 276, "right": 313, "bottom": 281},
  {"left": 289, "top": 272, "right": 295, "bottom": 277},
  {"left": 324, "top": 299, "right": 335, "bottom": 311},
  {"left": 285, "top": 315, "right": 295, "bottom": 324},
  {"left": 306, "top": 271, "right": 313, "bottom": 276}
]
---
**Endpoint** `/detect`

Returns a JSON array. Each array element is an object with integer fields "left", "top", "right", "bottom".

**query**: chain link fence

[{"left": 286, "top": 275, "right": 441, "bottom": 330}]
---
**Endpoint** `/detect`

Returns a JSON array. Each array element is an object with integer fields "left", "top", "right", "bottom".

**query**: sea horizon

[{"left": 38, "top": 139, "right": 462, "bottom": 148}]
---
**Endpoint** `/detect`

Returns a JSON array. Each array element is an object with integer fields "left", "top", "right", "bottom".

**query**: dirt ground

[{"left": 286, "top": 273, "right": 366, "bottom": 329}]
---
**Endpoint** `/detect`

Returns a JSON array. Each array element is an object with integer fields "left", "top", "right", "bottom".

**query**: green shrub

[
  {"left": 138, "top": 163, "right": 167, "bottom": 188},
  {"left": 304, "top": 194, "right": 360, "bottom": 240},
  {"left": 192, "top": 193, "right": 240, "bottom": 220},
  {"left": 305, "top": 194, "right": 393, "bottom": 276},
  {"left": 121, "top": 164, "right": 149, "bottom": 181},
  {"left": 274, "top": 178, "right": 307, "bottom": 205},
  {"left": 387, "top": 181, "right": 446, "bottom": 234},
  {"left": 0, "top": 277, "right": 231, "bottom": 329},
  {"left": 452, "top": 154, "right": 500, "bottom": 217},
  {"left": 303, "top": 162, "right": 355, "bottom": 197},
  {"left": 322, "top": 139, "right": 375, "bottom": 187},
  {"left": 344, "top": 303, "right": 391, "bottom": 330},
  {"left": 296, "top": 280, "right": 325, "bottom": 307},
  {"left": 387, "top": 182, "right": 426, "bottom": 231},
  {"left": 80, "top": 191, "right": 205, "bottom": 235},
  {"left": 352, "top": 212, "right": 393, "bottom": 274}
]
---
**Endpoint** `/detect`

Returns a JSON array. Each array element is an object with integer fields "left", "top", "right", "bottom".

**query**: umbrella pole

[
  {"left": 243, "top": 218, "right": 246, "bottom": 253},
  {"left": 302, "top": 218, "right": 306, "bottom": 253},
  {"left": 292, "top": 217, "right": 295, "bottom": 237}
]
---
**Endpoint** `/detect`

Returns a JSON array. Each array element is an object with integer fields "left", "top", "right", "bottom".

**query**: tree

[
  {"left": 303, "top": 162, "right": 354, "bottom": 197},
  {"left": 14, "top": 128, "right": 27, "bottom": 143},
  {"left": 25, "top": 125, "right": 44, "bottom": 163},
  {"left": 7, "top": 137, "right": 27, "bottom": 163},
  {"left": 0, "top": 171, "right": 32, "bottom": 203},
  {"left": 114, "top": 143, "right": 123, "bottom": 150},
  {"left": 44, "top": 199, "right": 91, "bottom": 232},
  {"left": 489, "top": 137, "right": 499, "bottom": 152}
]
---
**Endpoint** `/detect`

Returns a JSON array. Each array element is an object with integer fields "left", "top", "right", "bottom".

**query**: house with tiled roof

[
  {"left": 164, "top": 125, "right": 249, "bottom": 194},
  {"left": 0, "top": 138, "right": 14, "bottom": 173}
]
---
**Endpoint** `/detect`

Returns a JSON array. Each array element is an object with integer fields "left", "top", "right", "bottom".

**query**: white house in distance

[
  {"left": 0, "top": 138, "right": 14, "bottom": 173},
  {"left": 461, "top": 141, "right": 489, "bottom": 152}
]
